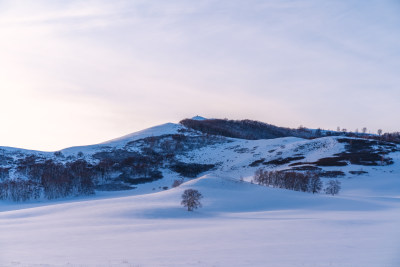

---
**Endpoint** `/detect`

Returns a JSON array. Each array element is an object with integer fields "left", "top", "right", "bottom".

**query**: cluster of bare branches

[
  {"left": 253, "top": 169, "right": 323, "bottom": 193},
  {"left": 0, "top": 179, "right": 41, "bottom": 202},
  {"left": 253, "top": 169, "right": 341, "bottom": 195}
]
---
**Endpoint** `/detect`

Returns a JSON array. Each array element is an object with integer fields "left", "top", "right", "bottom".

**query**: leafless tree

[
  {"left": 308, "top": 174, "right": 323, "bottom": 194},
  {"left": 362, "top": 127, "right": 367, "bottom": 134},
  {"left": 324, "top": 180, "right": 341, "bottom": 196},
  {"left": 181, "top": 189, "right": 203, "bottom": 211}
]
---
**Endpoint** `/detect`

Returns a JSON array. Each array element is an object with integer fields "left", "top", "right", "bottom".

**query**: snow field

[{"left": 1, "top": 174, "right": 399, "bottom": 267}]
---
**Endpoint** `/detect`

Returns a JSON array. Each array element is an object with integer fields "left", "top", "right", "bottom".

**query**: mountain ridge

[{"left": 0, "top": 117, "right": 399, "bottom": 202}]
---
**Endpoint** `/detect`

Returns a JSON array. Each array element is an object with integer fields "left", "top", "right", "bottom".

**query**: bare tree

[
  {"left": 324, "top": 180, "right": 341, "bottom": 196},
  {"left": 181, "top": 189, "right": 203, "bottom": 211},
  {"left": 362, "top": 127, "right": 367, "bottom": 134},
  {"left": 308, "top": 174, "right": 323, "bottom": 194},
  {"left": 377, "top": 129, "right": 383, "bottom": 136}
]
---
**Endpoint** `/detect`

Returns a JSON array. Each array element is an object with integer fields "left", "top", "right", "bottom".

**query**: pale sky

[{"left": 0, "top": 0, "right": 399, "bottom": 151}]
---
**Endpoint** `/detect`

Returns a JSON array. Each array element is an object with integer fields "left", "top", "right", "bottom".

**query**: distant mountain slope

[
  {"left": 180, "top": 118, "right": 309, "bottom": 140},
  {"left": 180, "top": 117, "right": 400, "bottom": 143},
  {"left": 100, "top": 123, "right": 185, "bottom": 147}
]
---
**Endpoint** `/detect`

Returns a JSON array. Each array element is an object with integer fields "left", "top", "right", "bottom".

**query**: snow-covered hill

[
  {"left": 1, "top": 119, "right": 397, "bottom": 197},
  {"left": 1, "top": 118, "right": 399, "bottom": 266}
]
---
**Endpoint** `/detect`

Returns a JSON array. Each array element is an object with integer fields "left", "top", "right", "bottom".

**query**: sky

[{"left": 0, "top": 0, "right": 399, "bottom": 151}]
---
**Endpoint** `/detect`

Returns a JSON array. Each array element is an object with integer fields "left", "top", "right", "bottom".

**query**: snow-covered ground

[
  {"left": 1, "top": 168, "right": 400, "bottom": 266},
  {"left": 1, "top": 123, "right": 400, "bottom": 266}
]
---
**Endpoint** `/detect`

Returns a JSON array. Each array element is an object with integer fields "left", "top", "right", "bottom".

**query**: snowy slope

[
  {"left": 60, "top": 122, "right": 185, "bottom": 155},
  {"left": 100, "top": 123, "right": 184, "bottom": 147},
  {"left": 0, "top": 122, "right": 184, "bottom": 158},
  {"left": 1, "top": 172, "right": 399, "bottom": 266}
]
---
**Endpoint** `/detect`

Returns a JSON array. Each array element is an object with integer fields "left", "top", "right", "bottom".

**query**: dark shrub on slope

[
  {"left": 180, "top": 118, "right": 305, "bottom": 140},
  {"left": 170, "top": 162, "right": 215, "bottom": 178}
]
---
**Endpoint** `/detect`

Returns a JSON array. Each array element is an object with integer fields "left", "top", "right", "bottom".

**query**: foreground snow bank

[{"left": 1, "top": 175, "right": 399, "bottom": 267}]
